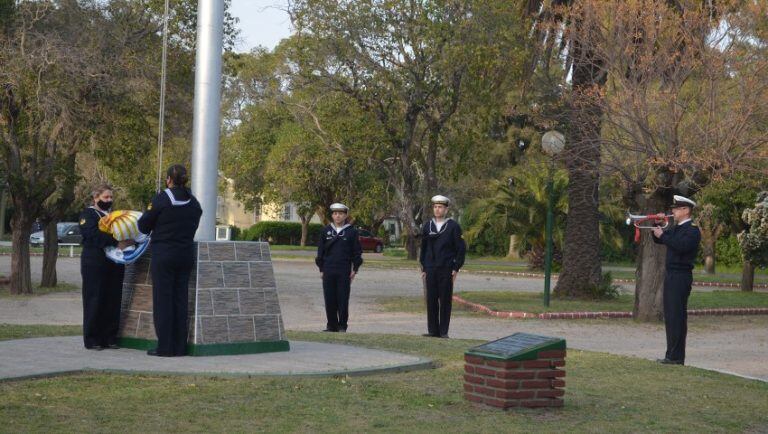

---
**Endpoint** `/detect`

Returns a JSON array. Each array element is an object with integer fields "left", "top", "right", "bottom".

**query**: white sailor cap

[
  {"left": 672, "top": 195, "right": 696, "bottom": 208},
  {"left": 329, "top": 203, "right": 349, "bottom": 212},
  {"left": 431, "top": 195, "right": 450, "bottom": 205}
]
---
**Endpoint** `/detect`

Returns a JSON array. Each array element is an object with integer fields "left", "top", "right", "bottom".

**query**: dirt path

[{"left": 1, "top": 257, "right": 766, "bottom": 381}]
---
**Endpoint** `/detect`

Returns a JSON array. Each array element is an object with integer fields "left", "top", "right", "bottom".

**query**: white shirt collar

[
  {"left": 678, "top": 218, "right": 692, "bottom": 225},
  {"left": 332, "top": 223, "right": 350, "bottom": 233}
]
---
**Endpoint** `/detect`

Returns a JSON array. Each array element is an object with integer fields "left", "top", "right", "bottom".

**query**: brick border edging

[{"left": 452, "top": 295, "right": 768, "bottom": 320}]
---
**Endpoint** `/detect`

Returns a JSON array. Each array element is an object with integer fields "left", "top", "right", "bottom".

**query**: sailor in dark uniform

[
  {"left": 652, "top": 195, "right": 701, "bottom": 365},
  {"left": 420, "top": 195, "right": 466, "bottom": 338},
  {"left": 79, "top": 184, "right": 131, "bottom": 350},
  {"left": 315, "top": 203, "right": 363, "bottom": 332},
  {"left": 138, "top": 165, "right": 202, "bottom": 356}
]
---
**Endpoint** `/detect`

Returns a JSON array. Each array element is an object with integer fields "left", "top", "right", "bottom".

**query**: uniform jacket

[
  {"left": 652, "top": 220, "right": 701, "bottom": 272},
  {"left": 315, "top": 224, "right": 363, "bottom": 273},
  {"left": 419, "top": 218, "right": 466, "bottom": 272},
  {"left": 137, "top": 187, "right": 202, "bottom": 248},
  {"left": 80, "top": 207, "right": 118, "bottom": 252}
]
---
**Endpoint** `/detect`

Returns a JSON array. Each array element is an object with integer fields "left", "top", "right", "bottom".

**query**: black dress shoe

[
  {"left": 147, "top": 348, "right": 173, "bottom": 357},
  {"left": 422, "top": 333, "right": 437, "bottom": 337},
  {"left": 85, "top": 346, "right": 104, "bottom": 351},
  {"left": 103, "top": 343, "right": 120, "bottom": 350},
  {"left": 439, "top": 334, "right": 449, "bottom": 339},
  {"left": 322, "top": 329, "right": 338, "bottom": 332},
  {"left": 657, "top": 358, "right": 684, "bottom": 365}
]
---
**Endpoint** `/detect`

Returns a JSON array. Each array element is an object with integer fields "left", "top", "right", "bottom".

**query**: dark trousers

[
  {"left": 425, "top": 267, "right": 453, "bottom": 336},
  {"left": 663, "top": 270, "right": 693, "bottom": 362},
  {"left": 81, "top": 250, "right": 125, "bottom": 348},
  {"left": 151, "top": 245, "right": 194, "bottom": 356},
  {"left": 322, "top": 270, "right": 351, "bottom": 331}
]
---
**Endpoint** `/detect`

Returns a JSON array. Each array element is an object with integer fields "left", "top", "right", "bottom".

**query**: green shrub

[
  {"left": 240, "top": 221, "right": 324, "bottom": 245},
  {"left": 716, "top": 235, "right": 742, "bottom": 267}
]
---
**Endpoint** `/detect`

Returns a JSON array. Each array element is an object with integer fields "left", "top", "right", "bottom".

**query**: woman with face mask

[{"left": 79, "top": 184, "right": 133, "bottom": 350}]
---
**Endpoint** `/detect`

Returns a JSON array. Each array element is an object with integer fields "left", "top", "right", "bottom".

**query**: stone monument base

[{"left": 118, "top": 241, "right": 289, "bottom": 356}]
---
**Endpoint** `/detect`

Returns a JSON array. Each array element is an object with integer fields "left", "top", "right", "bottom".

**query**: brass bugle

[{"left": 625, "top": 212, "right": 673, "bottom": 229}]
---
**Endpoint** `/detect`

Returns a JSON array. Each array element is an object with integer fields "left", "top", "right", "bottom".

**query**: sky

[{"left": 229, "top": 0, "right": 292, "bottom": 53}]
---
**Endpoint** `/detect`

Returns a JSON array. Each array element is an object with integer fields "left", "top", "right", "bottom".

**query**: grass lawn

[
  {"left": 0, "top": 324, "right": 82, "bottom": 341},
  {"left": 0, "top": 282, "right": 79, "bottom": 298},
  {"left": 377, "top": 290, "right": 768, "bottom": 315},
  {"left": 0, "top": 330, "right": 765, "bottom": 432},
  {"left": 268, "top": 244, "right": 317, "bottom": 251}
]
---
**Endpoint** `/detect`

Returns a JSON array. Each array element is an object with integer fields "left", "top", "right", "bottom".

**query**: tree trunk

[
  {"left": 700, "top": 227, "right": 716, "bottom": 274},
  {"left": 41, "top": 221, "right": 58, "bottom": 287},
  {"left": 703, "top": 254, "right": 715, "bottom": 274},
  {"left": 741, "top": 260, "right": 754, "bottom": 292},
  {"left": 552, "top": 11, "right": 606, "bottom": 298},
  {"left": 0, "top": 188, "right": 7, "bottom": 239},
  {"left": 633, "top": 194, "right": 668, "bottom": 322},
  {"left": 9, "top": 210, "right": 33, "bottom": 295},
  {"left": 299, "top": 217, "right": 309, "bottom": 247}
]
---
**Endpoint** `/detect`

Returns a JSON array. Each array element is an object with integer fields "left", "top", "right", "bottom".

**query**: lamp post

[{"left": 541, "top": 130, "right": 565, "bottom": 307}]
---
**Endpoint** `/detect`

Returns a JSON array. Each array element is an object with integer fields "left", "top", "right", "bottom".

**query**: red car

[{"left": 357, "top": 229, "right": 384, "bottom": 253}]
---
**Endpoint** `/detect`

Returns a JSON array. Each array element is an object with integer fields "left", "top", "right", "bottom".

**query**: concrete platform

[{"left": 0, "top": 336, "right": 432, "bottom": 381}]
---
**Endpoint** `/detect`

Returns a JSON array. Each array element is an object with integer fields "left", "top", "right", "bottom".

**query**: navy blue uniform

[
  {"left": 420, "top": 219, "right": 466, "bottom": 337},
  {"left": 138, "top": 188, "right": 202, "bottom": 356},
  {"left": 653, "top": 220, "right": 701, "bottom": 363},
  {"left": 79, "top": 206, "right": 124, "bottom": 349},
  {"left": 315, "top": 224, "right": 363, "bottom": 331}
]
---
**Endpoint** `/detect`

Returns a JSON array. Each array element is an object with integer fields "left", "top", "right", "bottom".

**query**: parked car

[
  {"left": 357, "top": 229, "right": 384, "bottom": 253},
  {"left": 29, "top": 222, "right": 82, "bottom": 247}
]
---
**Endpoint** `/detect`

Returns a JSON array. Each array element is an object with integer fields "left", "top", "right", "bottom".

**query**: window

[
  {"left": 282, "top": 204, "right": 292, "bottom": 221},
  {"left": 253, "top": 203, "right": 261, "bottom": 223}
]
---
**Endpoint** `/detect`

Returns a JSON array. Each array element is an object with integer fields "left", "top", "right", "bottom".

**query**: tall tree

[
  {"left": 0, "top": 0, "right": 125, "bottom": 294},
  {"left": 287, "top": 0, "right": 529, "bottom": 259},
  {"left": 583, "top": 1, "right": 768, "bottom": 319},
  {"left": 523, "top": 0, "right": 608, "bottom": 297}
]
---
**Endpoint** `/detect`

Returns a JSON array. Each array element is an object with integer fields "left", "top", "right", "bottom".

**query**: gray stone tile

[
  {"left": 228, "top": 316, "right": 256, "bottom": 342},
  {"left": 129, "top": 283, "right": 153, "bottom": 312},
  {"left": 259, "top": 242, "right": 272, "bottom": 260},
  {"left": 119, "top": 310, "right": 140, "bottom": 337},
  {"left": 249, "top": 262, "right": 275, "bottom": 287},
  {"left": 253, "top": 315, "right": 280, "bottom": 341},
  {"left": 222, "top": 262, "right": 251, "bottom": 288},
  {"left": 200, "top": 316, "right": 229, "bottom": 344},
  {"left": 197, "top": 242, "right": 209, "bottom": 261},
  {"left": 208, "top": 242, "right": 236, "bottom": 261},
  {"left": 131, "top": 260, "right": 152, "bottom": 285},
  {"left": 239, "top": 289, "right": 266, "bottom": 315},
  {"left": 212, "top": 289, "right": 240, "bottom": 315},
  {"left": 197, "top": 262, "right": 223, "bottom": 288},
  {"left": 234, "top": 242, "right": 263, "bottom": 262},
  {"left": 195, "top": 289, "right": 214, "bottom": 316},
  {"left": 264, "top": 290, "right": 282, "bottom": 315},
  {"left": 136, "top": 312, "right": 156, "bottom": 340}
]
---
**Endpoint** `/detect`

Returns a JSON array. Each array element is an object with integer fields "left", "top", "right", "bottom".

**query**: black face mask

[{"left": 97, "top": 200, "right": 113, "bottom": 211}]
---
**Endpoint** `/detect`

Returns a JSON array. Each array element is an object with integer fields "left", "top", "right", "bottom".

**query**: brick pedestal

[
  {"left": 464, "top": 334, "right": 566, "bottom": 409},
  {"left": 118, "top": 241, "right": 289, "bottom": 356}
]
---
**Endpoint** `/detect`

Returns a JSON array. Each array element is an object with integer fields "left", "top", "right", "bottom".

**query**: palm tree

[{"left": 464, "top": 164, "right": 568, "bottom": 269}]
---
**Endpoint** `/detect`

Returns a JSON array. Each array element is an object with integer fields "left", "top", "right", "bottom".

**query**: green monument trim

[{"left": 465, "top": 332, "right": 566, "bottom": 361}]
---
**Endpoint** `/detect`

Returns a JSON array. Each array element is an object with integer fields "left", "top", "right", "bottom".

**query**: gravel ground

[{"left": 1, "top": 256, "right": 767, "bottom": 381}]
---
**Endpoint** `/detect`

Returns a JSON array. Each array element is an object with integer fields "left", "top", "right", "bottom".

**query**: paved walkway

[
  {"left": 1, "top": 257, "right": 767, "bottom": 382},
  {"left": 0, "top": 336, "right": 431, "bottom": 381}
]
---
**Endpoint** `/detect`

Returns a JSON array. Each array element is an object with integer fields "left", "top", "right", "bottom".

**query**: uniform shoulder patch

[{"left": 79, "top": 218, "right": 86, "bottom": 225}]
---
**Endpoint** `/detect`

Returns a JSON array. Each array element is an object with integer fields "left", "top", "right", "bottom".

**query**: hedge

[{"left": 239, "top": 221, "right": 324, "bottom": 245}]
